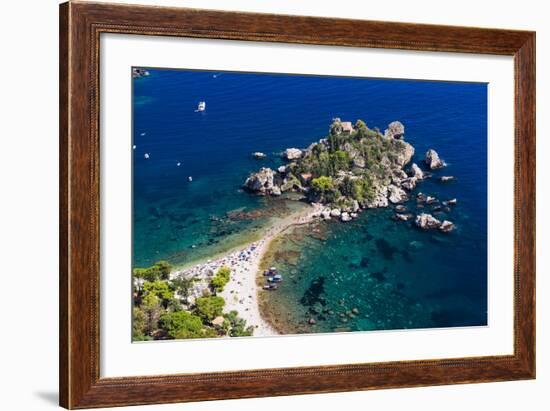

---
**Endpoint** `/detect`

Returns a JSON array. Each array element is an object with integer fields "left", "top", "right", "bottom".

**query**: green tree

[
  {"left": 171, "top": 276, "right": 196, "bottom": 300},
  {"left": 311, "top": 176, "right": 334, "bottom": 193},
  {"left": 154, "top": 261, "right": 172, "bottom": 279},
  {"left": 328, "top": 119, "right": 344, "bottom": 152},
  {"left": 211, "top": 266, "right": 231, "bottom": 293},
  {"left": 310, "top": 176, "right": 338, "bottom": 203},
  {"left": 223, "top": 311, "right": 254, "bottom": 337},
  {"left": 142, "top": 293, "right": 160, "bottom": 308},
  {"left": 160, "top": 311, "right": 205, "bottom": 339},
  {"left": 195, "top": 296, "right": 225, "bottom": 322},
  {"left": 133, "top": 267, "right": 147, "bottom": 280},
  {"left": 339, "top": 176, "right": 356, "bottom": 198},
  {"left": 329, "top": 150, "right": 350, "bottom": 174},
  {"left": 354, "top": 119, "right": 368, "bottom": 139},
  {"left": 143, "top": 280, "right": 174, "bottom": 308},
  {"left": 132, "top": 307, "right": 150, "bottom": 341},
  {"left": 133, "top": 260, "right": 173, "bottom": 282},
  {"left": 139, "top": 299, "right": 164, "bottom": 337}
]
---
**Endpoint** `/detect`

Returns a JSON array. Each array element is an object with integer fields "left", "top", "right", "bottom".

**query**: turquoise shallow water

[{"left": 132, "top": 68, "right": 487, "bottom": 332}]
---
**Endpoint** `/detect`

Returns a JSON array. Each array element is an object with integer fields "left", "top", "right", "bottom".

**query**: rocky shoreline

[{"left": 244, "top": 118, "right": 457, "bottom": 232}]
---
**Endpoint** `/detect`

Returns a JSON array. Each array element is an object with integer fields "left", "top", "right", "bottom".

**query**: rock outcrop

[
  {"left": 330, "top": 209, "right": 341, "bottom": 218},
  {"left": 401, "top": 177, "right": 417, "bottom": 191},
  {"left": 392, "top": 169, "right": 408, "bottom": 185},
  {"left": 252, "top": 152, "right": 266, "bottom": 159},
  {"left": 415, "top": 213, "right": 442, "bottom": 230},
  {"left": 243, "top": 167, "right": 276, "bottom": 195},
  {"left": 440, "top": 220, "right": 455, "bottom": 232},
  {"left": 425, "top": 196, "right": 438, "bottom": 205},
  {"left": 410, "top": 163, "right": 425, "bottom": 180},
  {"left": 384, "top": 121, "right": 405, "bottom": 139},
  {"left": 393, "top": 140, "right": 415, "bottom": 167},
  {"left": 366, "top": 186, "right": 389, "bottom": 208},
  {"left": 340, "top": 212, "right": 352, "bottom": 222},
  {"left": 243, "top": 119, "right": 459, "bottom": 230},
  {"left": 439, "top": 176, "right": 455, "bottom": 182},
  {"left": 282, "top": 148, "right": 303, "bottom": 160},
  {"left": 424, "top": 149, "right": 445, "bottom": 170},
  {"left": 388, "top": 184, "right": 408, "bottom": 204}
]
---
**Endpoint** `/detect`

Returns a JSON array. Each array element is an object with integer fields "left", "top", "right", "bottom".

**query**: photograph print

[{"left": 131, "top": 67, "right": 488, "bottom": 342}]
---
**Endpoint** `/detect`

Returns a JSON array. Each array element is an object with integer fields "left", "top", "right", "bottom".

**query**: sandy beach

[{"left": 171, "top": 202, "right": 323, "bottom": 336}]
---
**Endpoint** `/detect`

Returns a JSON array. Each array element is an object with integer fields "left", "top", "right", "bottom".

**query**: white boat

[
  {"left": 195, "top": 101, "right": 206, "bottom": 112},
  {"left": 188, "top": 176, "right": 193, "bottom": 182},
  {"left": 144, "top": 153, "right": 150, "bottom": 159}
]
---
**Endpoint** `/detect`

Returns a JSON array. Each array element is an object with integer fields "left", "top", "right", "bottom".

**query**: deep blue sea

[{"left": 133, "top": 68, "right": 487, "bottom": 332}]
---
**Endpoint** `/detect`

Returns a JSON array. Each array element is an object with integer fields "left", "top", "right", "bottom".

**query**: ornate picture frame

[{"left": 59, "top": 1, "right": 535, "bottom": 408}]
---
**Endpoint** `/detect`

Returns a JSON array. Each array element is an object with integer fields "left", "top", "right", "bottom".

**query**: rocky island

[{"left": 244, "top": 118, "right": 455, "bottom": 230}]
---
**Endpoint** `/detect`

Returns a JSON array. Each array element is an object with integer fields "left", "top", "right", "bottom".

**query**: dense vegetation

[
  {"left": 133, "top": 262, "right": 254, "bottom": 341},
  {"left": 282, "top": 118, "right": 410, "bottom": 208}
]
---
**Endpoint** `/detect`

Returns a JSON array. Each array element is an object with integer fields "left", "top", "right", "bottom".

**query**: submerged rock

[
  {"left": 424, "top": 149, "right": 445, "bottom": 170},
  {"left": 395, "top": 213, "right": 413, "bottom": 221},
  {"left": 395, "top": 205, "right": 407, "bottom": 213}
]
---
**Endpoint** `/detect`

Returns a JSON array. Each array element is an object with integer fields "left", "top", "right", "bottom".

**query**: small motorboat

[
  {"left": 144, "top": 153, "right": 150, "bottom": 159},
  {"left": 263, "top": 284, "right": 278, "bottom": 291},
  {"left": 176, "top": 162, "right": 181, "bottom": 167},
  {"left": 195, "top": 101, "right": 206, "bottom": 112},
  {"left": 268, "top": 274, "right": 283, "bottom": 283},
  {"left": 188, "top": 176, "right": 193, "bottom": 182}
]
